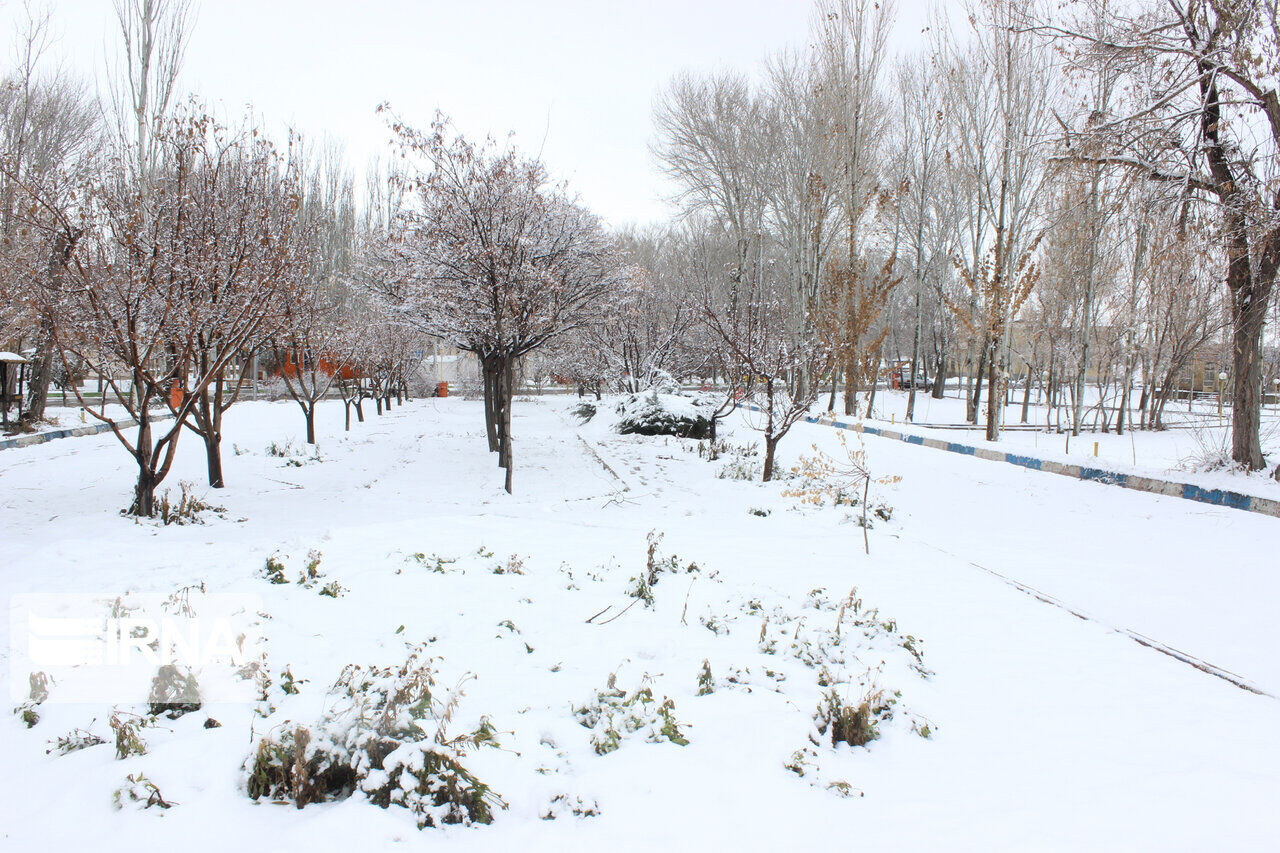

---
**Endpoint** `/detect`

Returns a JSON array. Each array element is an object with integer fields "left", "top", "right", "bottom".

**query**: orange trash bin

[{"left": 436, "top": 381, "right": 449, "bottom": 398}]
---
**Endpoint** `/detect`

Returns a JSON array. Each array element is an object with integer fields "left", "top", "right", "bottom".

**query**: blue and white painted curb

[
  {"left": 741, "top": 404, "right": 1280, "bottom": 519},
  {"left": 0, "top": 414, "right": 175, "bottom": 452}
]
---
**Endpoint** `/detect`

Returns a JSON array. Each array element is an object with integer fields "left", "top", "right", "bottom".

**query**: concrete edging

[
  {"left": 740, "top": 404, "right": 1280, "bottom": 519},
  {"left": 0, "top": 414, "right": 175, "bottom": 451}
]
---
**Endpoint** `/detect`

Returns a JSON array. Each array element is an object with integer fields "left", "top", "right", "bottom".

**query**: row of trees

[
  {"left": 0, "top": 1, "right": 428, "bottom": 514},
  {"left": 4, "top": 0, "right": 1278, "bottom": 511},
  {"left": 547, "top": 0, "right": 1278, "bottom": 477}
]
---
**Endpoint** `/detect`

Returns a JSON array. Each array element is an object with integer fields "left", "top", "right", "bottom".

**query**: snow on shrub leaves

[
  {"left": 245, "top": 644, "right": 504, "bottom": 829},
  {"left": 615, "top": 390, "right": 712, "bottom": 439},
  {"left": 573, "top": 672, "right": 689, "bottom": 755}
]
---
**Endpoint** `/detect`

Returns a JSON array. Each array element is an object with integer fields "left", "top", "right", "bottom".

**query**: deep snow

[{"left": 0, "top": 395, "right": 1276, "bottom": 851}]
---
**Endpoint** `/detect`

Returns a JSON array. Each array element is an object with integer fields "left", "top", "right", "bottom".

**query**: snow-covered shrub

[
  {"left": 262, "top": 555, "right": 289, "bottom": 584},
  {"left": 1179, "top": 422, "right": 1235, "bottom": 472},
  {"left": 408, "top": 552, "right": 458, "bottom": 573},
  {"left": 154, "top": 482, "right": 224, "bottom": 525},
  {"left": 265, "top": 439, "right": 296, "bottom": 457},
  {"left": 298, "top": 549, "right": 324, "bottom": 587},
  {"left": 14, "top": 671, "right": 50, "bottom": 727},
  {"left": 279, "top": 666, "right": 306, "bottom": 695},
  {"left": 570, "top": 401, "right": 597, "bottom": 423},
  {"left": 245, "top": 645, "right": 503, "bottom": 829},
  {"left": 717, "top": 458, "right": 761, "bottom": 480},
  {"left": 693, "top": 438, "right": 757, "bottom": 461},
  {"left": 616, "top": 390, "right": 711, "bottom": 439},
  {"left": 627, "top": 574, "right": 654, "bottom": 607},
  {"left": 540, "top": 793, "right": 601, "bottom": 820},
  {"left": 47, "top": 728, "right": 107, "bottom": 756},
  {"left": 810, "top": 686, "right": 897, "bottom": 749},
  {"left": 113, "top": 773, "right": 173, "bottom": 810},
  {"left": 696, "top": 660, "right": 715, "bottom": 696},
  {"left": 643, "top": 530, "right": 700, "bottom": 583},
  {"left": 110, "top": 712, "right": 149, "bottom": 759},
  {"left": 148, "top": 664, "right": 201, "bottom": 718},
  {"left": 573, "top": 673, "right": 689, "bottom": 755}
]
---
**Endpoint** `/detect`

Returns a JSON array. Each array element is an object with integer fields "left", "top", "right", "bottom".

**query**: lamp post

[
  {"left": 1273, "top": 377, "right": 1279, "bottom": 414},
  {"left": 1217, "top": 371, "right": 1227, "bottom": 421}
]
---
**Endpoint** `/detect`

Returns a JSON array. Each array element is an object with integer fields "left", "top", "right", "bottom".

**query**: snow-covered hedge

[
  {"left": 245, "top": 646, "right": 503, "bottom": 829},
  {"left": 615, "top": 390, "right": 713, "bottom": 439}
]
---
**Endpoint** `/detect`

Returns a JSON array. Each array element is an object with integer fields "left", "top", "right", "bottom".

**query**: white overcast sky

[{"left": 3, "top": 0, "right": 933, "bottom": 227}]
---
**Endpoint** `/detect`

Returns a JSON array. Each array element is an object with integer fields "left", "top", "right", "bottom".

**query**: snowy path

[
  {"left": 787, "top": 412, "right": 1280, "bottom": 699},
  {"left": 0, "top": 397, "right": 1275, "bottom": 851}
]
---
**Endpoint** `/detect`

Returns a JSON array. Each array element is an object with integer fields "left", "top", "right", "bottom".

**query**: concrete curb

[
  {"left": 740, "top": 404, "right": 1280, "bottom": 519},
  {"left": 0, "top": 414, "right": 176, "bottom": 451}
]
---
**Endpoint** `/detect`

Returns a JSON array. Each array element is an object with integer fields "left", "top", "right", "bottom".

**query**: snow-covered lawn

[
  {"left": 852, "top": 387, "right": 1280, "bottom": 500},
  {"left": 0, "top": 396, "right": 1276, "bottom": 850}
]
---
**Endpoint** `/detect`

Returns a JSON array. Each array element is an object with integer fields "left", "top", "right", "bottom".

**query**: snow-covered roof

[{"left": 0, "top": 351, "right": 29, "bottom": 363}]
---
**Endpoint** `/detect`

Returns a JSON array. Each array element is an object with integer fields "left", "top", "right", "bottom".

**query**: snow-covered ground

[
  {"left": 853, "top": 387, "right": 1280, "bottom": 500},
  {"left": 1, "top": 396, "right": 1276, "bottom": 850}
]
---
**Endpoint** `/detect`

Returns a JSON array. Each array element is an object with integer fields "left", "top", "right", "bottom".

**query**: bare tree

[
  {"left": 270, "top": 142, "right": 360, "bottom": 445},
  {"left": 31, "top": 111, "right": 298, "bottom": 515},
  {"left": 108, "top": 0, "right": 194, "bottom": 178},
  {"left": 0, "top": 4, "right": 101, "bottom": 421},
  {"left": 1038, "top": 0, "right": 1280, "bottom": 470},
  {"left": 694, "top": 226, "right": 833, "bottom": 481},
  {"left": 376, "top": 111, "right": 625, "bottom": 493},
  {"left": 172, "top": 119, "right": 305, "bottom": 487}
]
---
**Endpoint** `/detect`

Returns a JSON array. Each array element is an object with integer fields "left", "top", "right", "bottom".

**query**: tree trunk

[
  {"left": 25, "top": 318, "right": 55, "bottom": 422},
  {"left": 305, "top": 404, "right": 316, "bottom": 445},
  {"left": 204, "top": 433, "right": 224, "bottom": 488},
  {"left": 985, "top": 341, "right": 999, "bottom": 441},
  {"left": 499, "top": 356, "right": 515, "bottom": 493},
  {"left": 969, "top": 341, "right": 987, "bottom": 424},
  {"left": 843, "top": 357, "right": 857, "bottom": 416},
  {"left": 906, "top": 293, "right": 921, "bottom": 423},
  {"left": 482, "top": 356, "right": 500, "bottom": 453},
  {"left": 763, "top": 435, "right": 777, "bottom": 482},
  {"left": 25, "top": 231, "right": 74, "bottom": 422},
  {"left": 1021, "top": 363, "right": 1032, "bottom": 424},
  {"left": 1229, "top": 281, "right": 1268, "bottom": 469},
  {"left": 865, "top": 360, "right": 879, "bottom": 419},
  {"left": 192, "top": 384, "right": 227, "bottom": 489},
  {"left": 131, "top": 415, "right": 156, "bottom": 518}
]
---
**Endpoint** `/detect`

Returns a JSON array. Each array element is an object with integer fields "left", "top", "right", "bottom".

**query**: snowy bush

[
  {"left": 573, "top": 673, "right": 689, "bottom": 755},
  {"left": 245, "top": 644, "right": 504, "bottom": 829},
  {"left": 717, "top": 458, "right": 761, "bottom": 481},
  {"left": 113, "top": 773, "right": 173, "bottom": 810},
  {"left": 147, "top": 664, "right": 202, "bottom": 718},
  {"left": 540, "top": 793, "right": 601, "bottom": 820},
  {"left": 110, "top": 712, "right": 149, "bottom": 759},
  {"left": 14, "top": 671, "right": 50, "bottom": 728},
  {"left": 47, "top": 728, "right": 107, "bottom": 756},
  {"left": 810, "top": 685, "right": 897, "bottom": 749},
  {"left": 616, "top": 390, "right": 712, "bottom": 439},
  {"left": 570, "top": 401, "right": 597, "bottom": 423},
  {"left": 154, "top": 482, "right": 225, "bottom": 525}
]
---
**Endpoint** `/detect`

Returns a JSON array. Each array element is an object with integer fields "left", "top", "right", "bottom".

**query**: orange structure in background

[{"left": 278, "top": 353, "right": 357, "bottom": 381}]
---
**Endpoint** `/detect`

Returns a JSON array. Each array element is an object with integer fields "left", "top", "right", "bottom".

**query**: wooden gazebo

[{"left": 0, "top": 351, "right": 30, "bottom": 426}]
